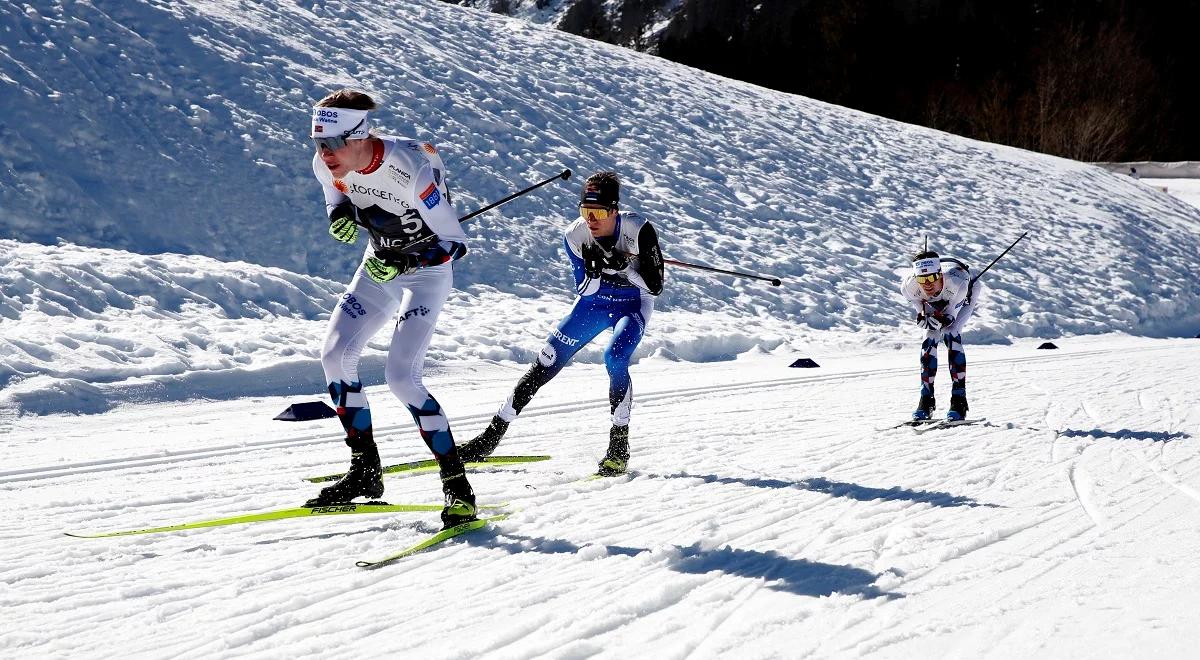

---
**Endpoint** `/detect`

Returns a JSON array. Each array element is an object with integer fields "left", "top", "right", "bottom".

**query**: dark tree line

[{"left": 445, "top": 1, "right": 1200, "bottom": 161}]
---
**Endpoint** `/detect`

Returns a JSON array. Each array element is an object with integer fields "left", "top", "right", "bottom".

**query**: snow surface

[
  {"left": 3, "top": 0, "right": 1200, "bottom": 657},
  {"left": 1144, "top": 178, "right": 1200, "bottom": 212},
  {"left": 4, "top": 339, "right": 1200, "bottom": 658}
]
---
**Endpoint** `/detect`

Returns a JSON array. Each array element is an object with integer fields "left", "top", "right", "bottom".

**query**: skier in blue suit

[{"left": 459, "top": 171, "right": 665, "bottom": 475}]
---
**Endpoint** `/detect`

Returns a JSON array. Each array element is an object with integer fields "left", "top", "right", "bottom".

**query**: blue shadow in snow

[
  {"left": 478, "top": 532, "right": 898, "bottom": 599},
  {"left": 1059, "top": 428, "right": 1189, "bottom": 442},
  {"left": 660, "top": 472, "right": 998, "bottom": 509},
  {"left": 669, "top": 543, "right": 899, "bottom": 599}
]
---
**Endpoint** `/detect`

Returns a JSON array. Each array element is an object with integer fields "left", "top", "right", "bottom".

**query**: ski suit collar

[{"left": 356, "top": 139, "right": 385, "bottom": 175}]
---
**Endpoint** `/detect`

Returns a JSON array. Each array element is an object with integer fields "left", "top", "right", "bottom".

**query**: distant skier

[
  {"left": 306, "top": 88, "right": 477, "bottom": 529},
  {"left": 458, "top": 171, "right": 665, "bottom": 475},
  {"left": 900, "top": 250, "right": 983, "bottom": 421}
]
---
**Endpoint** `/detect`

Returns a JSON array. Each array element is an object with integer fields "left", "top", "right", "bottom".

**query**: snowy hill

[
  {"left": 0, "top": 238, "right": 802, "bottom": 415},
  {"left": 447, "top": 0, "right": 681, "bottom": 46},
  {"left": 3, "top": 0, "right": 1199, "bottom": 351},
  {"left": 3, "top": 2, "right": 1200, "bottom": 657}
]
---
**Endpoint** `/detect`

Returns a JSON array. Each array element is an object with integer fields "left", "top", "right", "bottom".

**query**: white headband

[
  {"left": 310, "top": 107, "right": 370, "bottom": 140},
  {"left": 912, "top": 257, "right": 942, "bottom": 276}
]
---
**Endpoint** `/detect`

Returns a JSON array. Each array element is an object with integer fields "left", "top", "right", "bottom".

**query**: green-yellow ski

[
  {"left": 356, "top": 514, "right": 510, "bottom": 568},
  {"left": 305, "top": 455, "right": 550, "bottom": 483},
  {"left": 66, "top": 502, "right": 506, "bottom": 538}
]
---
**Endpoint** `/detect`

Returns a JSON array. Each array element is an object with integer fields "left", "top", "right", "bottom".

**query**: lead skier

[
  {"left": 458, "top": 171, "right": 665, "bottom": 475},
  {"left": 306, "top": 89, "right": 476, "bottom": 528},
  {"left": 900, "top": 250, "right": 984, "bottom": 421}
]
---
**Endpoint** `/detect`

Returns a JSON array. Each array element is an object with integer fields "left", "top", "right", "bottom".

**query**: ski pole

[
  {"left": 970, "top": 231, "right": 1028, "bottom": 284},
  {"left": 664, "top": 258, "right": 782, "bottom": 286},
  {"left": 458, "top": 169, "right": 572, "bottom": 224}
]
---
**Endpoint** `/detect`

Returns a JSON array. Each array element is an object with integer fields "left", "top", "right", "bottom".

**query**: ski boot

[
  {"left": 439, "top": 469, "right": 478, "bottom": 529},
  {"left": 457, "top": 415, "right": 509, "bottom": 462},
  {"left": 596, "top": 425, "right": 630, "bottom": 477},
  {"left": 305, "top": 437, "right": 384, "bottom": 506},
  {"left": 946, "top": 395, "right": 969, "bottom": 422},
  {"left": 912, "top": 393, "right": 935, "bottom": 421}
]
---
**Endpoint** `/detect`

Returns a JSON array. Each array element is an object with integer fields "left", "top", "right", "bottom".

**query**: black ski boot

[
  {"left": 596, "top": 425, "right": 630, "bottom": 476},
  {"left": 457, "top": 415, "right": 509, "bottom": 462},
  {"left": 305, "top": 436, "right": 384, "bottom": 507},
  {"left": 947, "top": 394, "right": 969, "bottom": 421},
  {"left": 912, "top": 393, "right": 936, "bottom": 421},
  {"left": 439, "top": 467, "right": 478, "bottom": 529}
]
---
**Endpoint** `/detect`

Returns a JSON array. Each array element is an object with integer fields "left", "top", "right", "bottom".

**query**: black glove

[
  {"left": 581, "top": 242, "right": 627, "bottom": 278},
  {"left": 922, "top": 314, "right": 954, "bottom": 332},
  {"left": 581, "top": 242, "right": 605, "bottom": 279},
  {"left": 603, "top": 251, "right": 629, "bottom": 271}
]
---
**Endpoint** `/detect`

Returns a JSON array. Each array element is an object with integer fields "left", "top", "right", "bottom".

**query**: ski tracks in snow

[{"left": 4, "top": 340, "right": 1200, "bottom": 657}]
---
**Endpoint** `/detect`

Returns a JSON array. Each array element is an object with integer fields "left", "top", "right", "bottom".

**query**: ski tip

[
  {"left": 64, "top": 530, "right": 125, "bottom": 539},
  {"left": 356, "top": 514, "right": 506, "bottom": 568}
]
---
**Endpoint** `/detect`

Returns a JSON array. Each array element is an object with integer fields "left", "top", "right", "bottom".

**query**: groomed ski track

[{"left": 3, "top": 335, "right": 1198, "bottom": 658}]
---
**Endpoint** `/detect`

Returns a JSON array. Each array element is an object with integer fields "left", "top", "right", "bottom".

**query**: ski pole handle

[
  {"left": 664, "top": 258, "right": 782, "bottom": 286},
  {"left": 458, "top": 169, "right": 572, "bottom": 224}
]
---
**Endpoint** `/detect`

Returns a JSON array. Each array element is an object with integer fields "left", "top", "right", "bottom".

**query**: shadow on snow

[
  {"left": 475, "top": 531, "right": 900, "bottom": 600},
  {"left": 651, "top": 472, "right": 999, "bottom": 509},
  {"left": 1057, "top": 428, "right": 1190, "bottom": 442}
]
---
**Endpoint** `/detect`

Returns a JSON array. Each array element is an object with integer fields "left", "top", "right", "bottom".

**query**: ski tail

[
  {"left": 66, "top": 502, "right": 508, "bottom": 538},
  {"left": 305, "top": 455, "right": 550, "bottom": 483}
]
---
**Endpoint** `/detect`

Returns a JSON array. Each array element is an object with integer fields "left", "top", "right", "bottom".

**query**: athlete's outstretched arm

[{"left": 636, "top": 222, "right": 664, "bottom": 295}]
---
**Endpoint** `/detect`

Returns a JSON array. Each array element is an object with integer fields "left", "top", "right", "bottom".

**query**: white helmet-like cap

[
  {"left": 912, "top": 251, "right": 942, "bottom": 277},
  {"left": 310, "top": 107, "right": 370, "bottom": 140}
]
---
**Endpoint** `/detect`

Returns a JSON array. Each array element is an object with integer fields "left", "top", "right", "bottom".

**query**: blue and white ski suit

[{"left": 495, "top": 211, "right": 665, "bottom": 426}]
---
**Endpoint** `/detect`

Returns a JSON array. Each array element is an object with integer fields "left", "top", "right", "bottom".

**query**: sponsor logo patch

[
  {"left": 422, "top": 143, "right": 437, "bottom": 155},
  {"left": 419, "top": 183, "right": 441, "bottom": 209},
  {"left": 397, "top": 305, "right": 431, "bottom": 324},
  {"left": 337, "top": 181, "right": 402, "bottom": 204},
  {"left": 310, "top": 504, "right": 357, "bottom": 513},
  {"left": 387, "top": 164, "right": 412, "bottom": 184},
  {"left": 551, "top": 328, "right": 579, "bottom": 347},
  {"left": 339, "top": 293, "right": 367, "bottom": 319}
]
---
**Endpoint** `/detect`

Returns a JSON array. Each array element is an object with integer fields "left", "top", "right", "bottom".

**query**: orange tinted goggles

[
  {"left": 580, "top": 205, "right": 614, "bottom": 221},
  {"left": 916, "top": 272, "right": 942, "bottom": 284}
]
